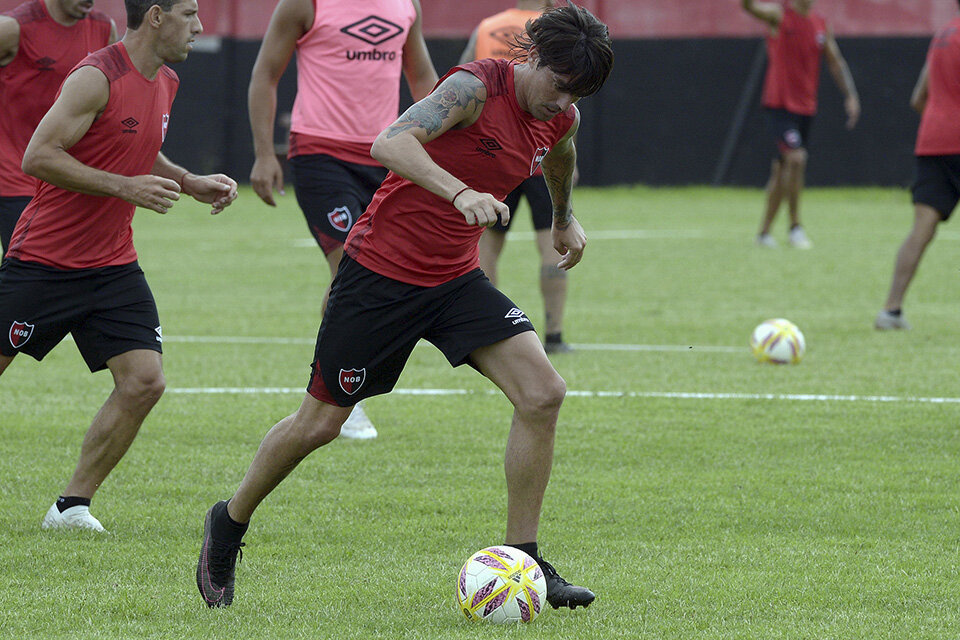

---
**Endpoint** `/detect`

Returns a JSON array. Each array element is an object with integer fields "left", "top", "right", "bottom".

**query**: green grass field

[{"left": 1, "top": 185, "right": 959, "bottom": 639}]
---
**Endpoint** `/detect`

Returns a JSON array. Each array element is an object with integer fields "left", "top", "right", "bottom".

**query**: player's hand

[
  {"left": 552, "top": 214, "right": 586, "bottom": 270},
  {"left": 250, "top": 155, "right": 285, "bottom": 206},
  {"left": 454, "top": 189, "right": 509, "bottom": 227},
  {"left": 184, "top": 173, "right": 239, "bottom": 215},
  {"left": 845, "top": 95, "right": 860, "bottom": 129},
  {"left": 124, "top": 175, "right": 181, "bottom": 214}
]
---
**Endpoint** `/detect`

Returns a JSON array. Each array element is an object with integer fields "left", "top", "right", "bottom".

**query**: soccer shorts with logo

[
  {"left": 492, "top": 175, "right": 554, "bottom": 232},
  {"left": 0, "top": 259, "right": 162, "bottom": 371},
  {"left": 289, "top": 154, "right": 388, "bottom": 255},
  {"left": 307, "top": 255, "right": 537, "bottom": 406},
  {"left": 912, "top": 154, "right": 960, "bottom": 221},
  {"left": 764, "top": 107, "right": 813, "bottom": 157}
]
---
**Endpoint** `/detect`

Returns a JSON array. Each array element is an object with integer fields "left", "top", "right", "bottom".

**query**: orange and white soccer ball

[
  {"left": 750, "top": 318, "right": 806, "bottom": 364},
  {"left": 456, "top": 546, "right": 547, "bottom": 623}
]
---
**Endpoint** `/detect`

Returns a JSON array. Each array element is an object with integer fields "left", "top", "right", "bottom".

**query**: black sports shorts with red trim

[
  {"left": 307, "top": 255, "right": 536, "bottom": 406},
  {"left": 912, "top": 154, "right": 960, "bottom": 221},
  {"left": 764, "top": 107, "right": 813, "bottom": 158},
  {"left": 491, "top": 175, "right": 553, "bottom": 232},
  {"left": 0, "top": 196, "right": 31, "bottom": 256},
  {"left": 0, "top": 258, "right": 162, "bottom": 371},
  {"left": 289, "top": 154, "right": 388, "bottom": 255}
]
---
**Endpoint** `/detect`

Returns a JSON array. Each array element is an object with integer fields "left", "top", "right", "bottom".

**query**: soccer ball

[
  {"left": 456, "top": 546, "right": 547, "bottom": 623},
  {"left": 750, "top": 318, "right": 805, "bottom": 364}
]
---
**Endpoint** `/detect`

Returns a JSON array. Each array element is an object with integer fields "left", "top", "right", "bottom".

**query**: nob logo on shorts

[
  {"left": 339, "top": 368, "right": 366, "bottom": 395},
  {"left": 9, "top": 321, "right": 34, "bottom": 348},
  {"left": 327, "top": 206, "right": 353, "bottom": 233}
]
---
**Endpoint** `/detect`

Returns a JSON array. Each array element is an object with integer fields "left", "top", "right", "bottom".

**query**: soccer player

[
  {"left": 459, "top": 0, "right": 574, "bottom": 354},
  {"left": 247, "top": 0, "right": 439, "bottom": 439},
  {"left": 197, "top": 2, "right": 613, "bottom": 610},
  {"left": 875, "top": 5, "right": 960, "bottom": 330},
  {"left": 0, "top": 0, "right": 117, "bottom": 256},
  {"left": 0, "top": 0, "right": 238, "bottom": 532},
  {"left": 743, "top": 0, "right": 860, "bottom": 249}
]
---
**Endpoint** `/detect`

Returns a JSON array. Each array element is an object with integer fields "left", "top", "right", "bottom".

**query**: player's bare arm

[
  {"left": 248, "top": 0, "right": 311, "bottom": 206},
  {"left": 910, "top": 61, "right": 929, "bottom": 114},
  {"left": 23, "top": 66, "right": 180, "bottom": 215},
  {"left": 0, "top": 15, "right": 20, "bottom": 67},
  {"left": 741, "top": 0, "right": 783, "bottom": 29},
  {"left": 540, "top": 109, "right": 585, "bottom": 270},
  {"left": 401, "top": 0, "right": 439, "bottom": 101},
  {"left": 824, "top": 32, "right": 860, "bottom": 129},
  {"left": 372, "top": 71, "right": 509, "bottom": 227},
  {"left": 151, "top": 153, "right": 238, "bottom": 215}
]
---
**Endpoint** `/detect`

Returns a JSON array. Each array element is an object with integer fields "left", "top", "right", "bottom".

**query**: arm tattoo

[
  {"left": 384, "top": 74, "right": 485, "bottom": 139},
  {"left": 543, "top": 147, "right": 575, "bottom": 228}
]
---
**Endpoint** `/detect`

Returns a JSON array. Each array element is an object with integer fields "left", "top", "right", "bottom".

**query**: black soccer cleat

[
  {"left": 196, "top": 500, "right": 245, "bottom": 608},
  {"left": 536, "top": 556, "right": 596, "bottom": 609}
]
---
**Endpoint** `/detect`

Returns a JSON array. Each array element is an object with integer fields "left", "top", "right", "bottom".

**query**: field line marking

[
  {"left": 291, "top": 230, "right": 706, "bottom": 247},
  {"left": 162, "top": 335, "right": 742, "bottom": 352},
  {"left": 165, "top": 387, "right": 960, "bottom": 404}
]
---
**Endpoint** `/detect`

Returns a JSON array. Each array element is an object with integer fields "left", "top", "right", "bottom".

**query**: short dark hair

[
  {"left": 125, "top": 0, "right": 179, "bottom": 29},
  {"left": 514, "top": 1, "right": 614, "bottom": 97}
]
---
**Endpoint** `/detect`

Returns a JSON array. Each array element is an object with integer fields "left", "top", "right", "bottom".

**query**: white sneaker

[
  {"left": 788, "top": 226, "right": 813, "bottom": 249},
  {"left": 339, "top": 403, "right": 378, "bottom": 439},
  {"left": 874, "top": 310, "right": 911, "bottom": 330},
  {"left": 756, "top": 233, "right": 778, "bottom": 248},
  {"left": 41, "top": 503, "right": 106, "bottom": 532}
]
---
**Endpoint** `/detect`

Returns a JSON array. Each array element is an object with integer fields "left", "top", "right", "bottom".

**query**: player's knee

[
  {"left": 118, "top": 370, "right": 166, "bottom": 406},
  {"left": 784, "top": 148, "right": 807, "bottom": 168},
  {"left": 298, "top": 416, "right": 341, "bottom": 449},
  {"left": 515, "top": 371, "right": 566, "bottom": 420}
]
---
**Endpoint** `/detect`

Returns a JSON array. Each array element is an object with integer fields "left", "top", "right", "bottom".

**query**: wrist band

[
  {"left": 177, "top": 170, "right": 191, "bottom": 188},
  {"left": 451, "top": 186, "right": 471, "bottom": 205}
]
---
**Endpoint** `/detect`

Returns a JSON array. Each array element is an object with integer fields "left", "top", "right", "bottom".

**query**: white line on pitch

[
  {"left": 291, "top": 229, "right": 706, "bottom": 248},
  {"left": 165, "top": 387, "right": 960, "bottom": 404},
  {"left": 162, "top": 335, "right": 742, "bottom": 352}
]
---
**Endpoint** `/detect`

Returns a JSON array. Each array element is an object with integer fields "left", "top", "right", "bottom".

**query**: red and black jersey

[
  {"left": 0, "top": 0, "right": 112, "bottom": 197},
  {"left": 7, "top": 42, "right": 178, "bottom": 269},
  {"left": 761, "top": 4, "right": 827, "bottom": 116},
  {"left": 345, "top": 58, "right": 575, "bottom": 287},
  {"left": 916, "top": 18, "right": 960, "bottom": 156}
]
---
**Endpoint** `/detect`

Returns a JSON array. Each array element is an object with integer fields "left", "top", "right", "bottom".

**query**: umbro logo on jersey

[
  {"left": 475, "top": 137, "right": 502, "bottom": 158},
  {"left": 8, "top": 320, "right": 34, "bottom": 348},
  {"left": 35, "top": 56, "right": 55, "bottom": 70},
  {"left": 121, "top": 117, "right": 139, "bottom": 134},
  {"left": 490, "top": 26, "right": 523, "bottom": 47},
  {"left": 504, "top": 308, "right": 530, "bottom": 326},
  {"left": 341, "top": 16, "right": 404, "bottom": 45}
]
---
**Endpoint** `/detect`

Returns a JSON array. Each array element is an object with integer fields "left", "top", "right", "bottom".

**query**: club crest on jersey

[
  {"left": 161, "top": 113, "right": 170, "bottom": 142},
  {"left": 530, "top": 146, "right": 550, "bottom": 175},
  {"left": 9, "top": 321, "right": 34, "bottom": 348},
  {"left": 327, "top": 206, "right": 353, "bottom": 232},
  {"left": 339, "top": 368, "right": 366, "bottom": 395}
]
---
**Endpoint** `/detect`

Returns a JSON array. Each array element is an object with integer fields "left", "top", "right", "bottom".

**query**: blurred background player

[
  {"left": 248, "top": 0, "right": 438, "bottom": 439},
  {"left": 875, "top": 3, "right": 960, "bottom": 330},
  {"left": 743, "top": 0, "right": 860, "bottom": 249},
  {"left": 0, "top": 0, "right": 237, "bottom": 532},
  {"left": 0, "top": 0, "right": 116, "bottom": 257},
  {"left": 459, "top": 0, "right": 573, "bottom": 354}
]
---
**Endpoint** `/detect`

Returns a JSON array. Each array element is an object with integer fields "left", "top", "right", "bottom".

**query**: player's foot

[
  {"left": 340, "top": 403, "right": 378, "bottom": 439},
  {"left": 197, "top": 500, "right": 245, "bottom": 608},
  {"left": 41, "top": 503, "right": 106, "bottom": 532},
  {"left": 755, "top": 233, "right": 778, "bottom": 248},
  {"left": 788, "top": 225, "right": 813, "bottom": 249},
  {"left": 535, "top": 556, "right": 595, "bottom": 609},
  {"left": 544, "top": 340, "right": 574, "bottom": 354},
  {"left": 874, "top": 309, "right": 911, "bottom": 330}
]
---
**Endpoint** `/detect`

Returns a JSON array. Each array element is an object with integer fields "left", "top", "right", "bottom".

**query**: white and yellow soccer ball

[
  {"left": 750, "top": 318, "right": 806, "bottom": 364},
  {"left": 456, "top": 546, "right": 547, "bottom": 623}
]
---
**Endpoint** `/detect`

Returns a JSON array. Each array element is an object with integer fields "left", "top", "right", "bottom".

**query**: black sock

[
  {"left": 545, "top": 333, "right": 563, "bottom": 345},
  {"left": 211, "top": 500, "right": 248, "bottom": 544},
  {"left": 56, "top": 496, "right": 91, "bottom": 512},
  {"left": 888, "top": 309, "right": 902, "bottom": 316},
  {"left": 509, "top": 541, "right": 539, "bottom": 559}
]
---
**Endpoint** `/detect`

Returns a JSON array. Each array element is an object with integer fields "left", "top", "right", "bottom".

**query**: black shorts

[
  {"left": 911, "top": 155, "right": 960, "bottom": 220},
  {"left": 0, "top": 196, "right": 31, "bottom": 256},
  {"left": 764, "top": 107, "right": 813, "bottom": 158},
  {"left": 0, "top": 259, "right": 162, "bottom": 371},
  {"left": 289, "top": 154, "right": 388, "bottom": 255},
  {"left": 493, "top": 176, "right": 553, "bottom": 232},
  {"left": 306, "top": 255, "right": 536, "bottom": 406}
]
